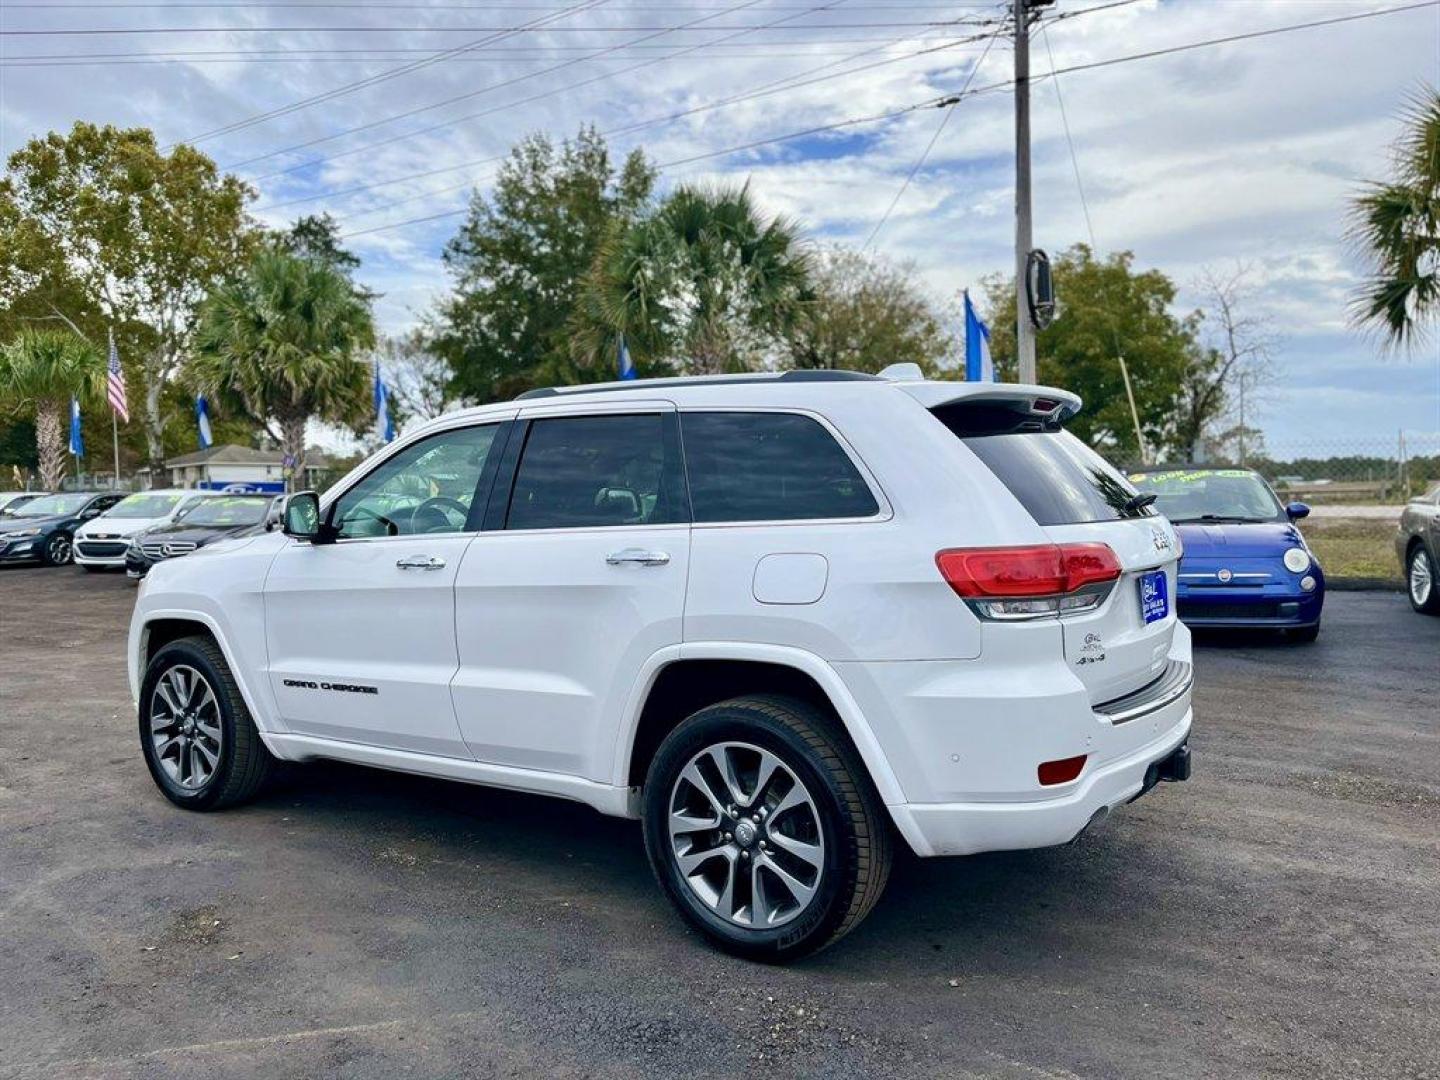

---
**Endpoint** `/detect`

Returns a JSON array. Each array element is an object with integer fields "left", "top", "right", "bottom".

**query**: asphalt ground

[{"left": 1, "top": 567, "right": 1436, "bottom": 1079}]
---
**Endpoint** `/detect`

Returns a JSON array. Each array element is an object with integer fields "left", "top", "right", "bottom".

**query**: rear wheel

[
  {"left": 1408, "top": 545, "right": 1440, "bottom": 614},
  {"left": 139, "top": 636, "right": 275, "bottom": 810},
  {"left": 642, "top": 695, "right": 891, "bottom": 962},
  {"left": 40, "top": 532, "right": 72, "bottom": 566}
]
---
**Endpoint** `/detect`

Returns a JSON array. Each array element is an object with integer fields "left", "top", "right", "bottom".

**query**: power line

[
  {"left": 166, "top": 0, "right": 615, "bottom": 147},
  {"left": 229, "top": 0, "right": 893, "bottom": 172},
  {"left": 333, "top": 0, "right": 1440, "bottom": 239},
  {"left": 2, "top": 19, "right": 983, "bottom": 35},
  {"left": 253, "top": 29, "right": 990, "bottom": 210},
  {"left": 862, "top": 18, "right": 1002, "bottom": 249}
]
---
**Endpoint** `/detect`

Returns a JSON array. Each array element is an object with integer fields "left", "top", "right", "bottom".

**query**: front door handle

[
  {"left": 396, "top": 554, "right": 446, "bottom": 570},
  {"left": 606, "top": 548, "right": 670, "bottom": 567}
]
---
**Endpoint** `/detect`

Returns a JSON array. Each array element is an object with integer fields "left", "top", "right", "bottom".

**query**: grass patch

[{"left": 1301, "top": 517, "right": 1403, "bottom": 583}]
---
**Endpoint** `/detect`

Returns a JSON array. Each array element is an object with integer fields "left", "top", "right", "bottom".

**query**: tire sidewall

[
  {"left": 1409, "top": 546, "right": 1439, "bottom": 613},
  {"left": 642, "top": 705, "right": 857, "bottom": 961},
  {"left": 139, "top": 641, "right": 241, "bottom": 810}
]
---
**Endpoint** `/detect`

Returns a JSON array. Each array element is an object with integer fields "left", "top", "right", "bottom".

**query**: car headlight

[
  {"left": 1, "top": 527, "right": 41, "bottom": 540},
  {"left": 1283, "top": 547, "right": 1310, "bottom": 574}
]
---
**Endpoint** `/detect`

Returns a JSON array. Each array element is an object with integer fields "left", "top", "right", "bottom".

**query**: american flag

[{"left": 106, "top": 330, "right": 129, "bottom": 423}]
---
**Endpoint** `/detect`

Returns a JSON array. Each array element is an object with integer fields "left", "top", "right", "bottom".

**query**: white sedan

[{"left": 73, "top": 489, "right": 214, "bottom": 571}]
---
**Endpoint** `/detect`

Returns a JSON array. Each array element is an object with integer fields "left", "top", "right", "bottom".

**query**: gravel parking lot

[{"left": 2, "top": 567, "right": 1436, "bottom": 1079}]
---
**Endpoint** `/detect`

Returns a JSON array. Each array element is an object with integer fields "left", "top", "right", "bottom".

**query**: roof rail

[{"left": 514, "top": 369, "right": 879, "bottom": 401}]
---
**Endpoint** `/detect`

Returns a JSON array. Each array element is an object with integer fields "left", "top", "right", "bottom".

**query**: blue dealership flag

[
  {"left": 69, "top": 397, "right": 84, "bottom": 458},
  {"left": 617, "top": 333, "right": 636, "bottom": 381},
  {"left": 195, "top": 394, "right": 214, "bottom": 450},
  {"left": 374, "top": 362, "right": 395, "bottom": 442},
  {"left": 963, "top": 290, "right": 994, "bottom": 382}
]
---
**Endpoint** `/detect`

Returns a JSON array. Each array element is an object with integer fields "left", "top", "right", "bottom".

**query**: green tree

[
  {"left": 1349, "top": 85, "right": 1440, "bottom": 349},
  {"left": 434, "top": 126, "right": 655, "bottom": 402},
  {"left": 0, "top": 122, "right": 255, "bottom": 473},
  {"left": 0, "top": 329, "right": 106, "bottom": 489},
  {"left": 985, "top": 245, "right": 1195, "bottom": 460},
  {"left": 574, "top": 183, "right": 811, "bottom": 376},
  {"left": 274, "top": 213, "right": 361, "bottom": 272},
  {"left": 188, "top": 252, "right": 376, "bottom": 487},
  {"left": 784, "top": 247, "right": 946, "bottom": 373}
]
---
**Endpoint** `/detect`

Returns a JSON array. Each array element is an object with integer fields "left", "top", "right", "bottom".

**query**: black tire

[
  {"left": 1287, "top": 623, "right": 1320, "bottom": 643},
  {"left": 139, "top": 635, "right": 275, "bottom": 810},
  {"left": 1407, "top": 544, "right": 1440, "bottom": 615},
  {"left": 642, "top": 694, "right": 892, "bottom": 962},
  {"left": 39, "top": 532, "right": 72, "bottom": 566}
]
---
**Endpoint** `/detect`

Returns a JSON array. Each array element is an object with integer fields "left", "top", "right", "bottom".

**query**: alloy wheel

[
  {"left": 148, "top": 664, "right": 223, "bottom": 791},
  {"left": 46, "top": 534, "right": 71, "bottom": 564},
  {"left": 1411, "top": 549, "right": 1433, "bottom": 607},
  {"left": 667, "top": 741, "right": 825, "bottom": 929}
]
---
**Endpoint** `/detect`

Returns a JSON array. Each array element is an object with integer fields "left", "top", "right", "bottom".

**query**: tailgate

[{"left": 1044, "top": 518, "right": 1180, "bottom": 702}]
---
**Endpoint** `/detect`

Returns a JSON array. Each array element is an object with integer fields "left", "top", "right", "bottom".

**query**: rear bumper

[
  {"left": 836, "top": 621, "right": 1195, "bottom": 858},
  {"left": 889, "top": 705, "right": 1191, "bottom": 857}
]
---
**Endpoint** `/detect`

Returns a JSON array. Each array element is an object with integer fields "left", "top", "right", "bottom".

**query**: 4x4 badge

[{"left": 1151, "top": 526, "right": 1172, "bottom": 553}]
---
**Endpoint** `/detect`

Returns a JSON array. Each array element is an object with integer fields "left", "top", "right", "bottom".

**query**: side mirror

[
  {"left": 1286, "top": 501, "right": 1310, "bottom": 521},
  {"left": 282, "top": 491, "right": 324, "bottom": 540}
]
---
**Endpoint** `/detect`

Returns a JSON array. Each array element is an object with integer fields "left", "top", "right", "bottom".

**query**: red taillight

[
  {"left": 935, "top": 543, "right": 1121, "bottom": 599},
  {"left": 1038, "top": 754, "right": 1087, "bottom": 786}
]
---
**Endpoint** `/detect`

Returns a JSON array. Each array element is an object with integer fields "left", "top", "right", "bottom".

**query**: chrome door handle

[
  {"left": 396, "top": 554, "right": 446, "bottom": 570},
  {"left": 606, "top": 548, "right": 670, "bottom": 567}
]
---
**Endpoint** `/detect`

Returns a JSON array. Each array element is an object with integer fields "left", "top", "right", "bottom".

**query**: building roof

[{"left": 164, "top": 444, "right": 330, "bottom": 469}]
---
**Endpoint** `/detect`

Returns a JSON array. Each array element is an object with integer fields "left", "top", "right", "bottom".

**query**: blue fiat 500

[{"left": 1129, "top": 467, "right": 1324, "bottom": 642}]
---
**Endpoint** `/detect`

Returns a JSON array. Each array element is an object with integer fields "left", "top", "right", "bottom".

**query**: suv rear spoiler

[{"left": 897, "top": 382, "right": 1083, "bottom": 421}]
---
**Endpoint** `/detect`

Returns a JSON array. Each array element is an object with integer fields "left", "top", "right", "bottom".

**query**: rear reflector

[
  {"left": 936, "top": 543, "right": 1122, "bottom": 599},
  {"left": 1038, "top": 754, "right": 1087, "bottom": 786}
]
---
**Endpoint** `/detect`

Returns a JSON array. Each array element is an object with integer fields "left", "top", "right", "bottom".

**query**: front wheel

[
  {"left": 1407, "top": 545, "right": 1440, "bottom": 614},
  {"left": 139, "top": 636, "right": 275, "bottom": 810},
  {"left": 642, "top": 695, "right": 892, "bottom": 962},
  {"left": 40, "top": 532, "right": 72, "bottom": 566}
]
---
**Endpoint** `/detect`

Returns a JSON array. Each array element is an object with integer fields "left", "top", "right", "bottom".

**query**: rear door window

[
  {"left": 931, "top": 401, "right": 1145, "bottom": 526},
  {"left": 681, "top": 411, "right": 879, "bottom": 523},
  {"left": 505, "top": 413, "right": 684, "bottom": 530}
]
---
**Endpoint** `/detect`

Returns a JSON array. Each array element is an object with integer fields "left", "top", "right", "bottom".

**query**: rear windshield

[{"left": 931, "top": 401, "right": 1147, "bottom": 526}]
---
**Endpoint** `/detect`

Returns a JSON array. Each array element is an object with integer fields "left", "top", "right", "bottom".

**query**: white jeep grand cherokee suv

[{"left": 129, "top": 370, "right": 1192, "bottom": 960}]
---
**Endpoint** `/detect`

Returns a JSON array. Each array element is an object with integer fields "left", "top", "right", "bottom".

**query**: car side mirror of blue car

[{"left": 1286, "top": 501, "right": 1310, "bottom": 520}]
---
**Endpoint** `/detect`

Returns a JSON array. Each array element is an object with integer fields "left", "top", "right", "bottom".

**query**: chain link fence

[{"left": 1203, "top": 433, "right": 1440, "bottom": 504}]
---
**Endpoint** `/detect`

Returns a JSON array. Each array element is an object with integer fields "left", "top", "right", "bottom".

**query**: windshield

[
  {"left": 13, "top": 493, "right": 90, "bottom": 517},
  {"left": 1129, "top": 469, "right": 1285, "bottom": 523},
  {"left": 177, "top": 496, "right": 270, "bottom": 527},
  {"left": 108, "top": 492, "right": 186, "bottom": 519}
]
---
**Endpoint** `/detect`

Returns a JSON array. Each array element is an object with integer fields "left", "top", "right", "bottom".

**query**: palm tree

[
  {"left": 0, "top": 329, "right": 106, "bottom": 489},
  {"left": 574, "top": 183, "right": 811, "bottom": 375},
  {"left": 189, "top": 251, "right": 375, "bottom": 487},
  {"left": 1350, "top": 85, "right": 1440, "bottom": 348}
]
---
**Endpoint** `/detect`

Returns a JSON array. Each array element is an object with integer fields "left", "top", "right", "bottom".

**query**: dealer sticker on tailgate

[{"left": 1139, "top": 569, "right": 1169, "bottom": 624}]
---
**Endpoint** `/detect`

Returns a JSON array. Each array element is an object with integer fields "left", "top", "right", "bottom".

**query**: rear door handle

[
  {"left": 396, "top": 554, "right": 446, "bottom": 570},
  {"left": 606, "top": 548, "right": 670, "bottom": 567}
]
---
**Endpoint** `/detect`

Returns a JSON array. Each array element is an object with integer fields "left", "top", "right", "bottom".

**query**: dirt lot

[{"left": 1, "top": 567, "right": 1437, "bottom": 1079}]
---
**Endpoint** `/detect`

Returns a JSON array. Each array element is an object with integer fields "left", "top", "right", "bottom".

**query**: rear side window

[
  {"left": 932, "top": 401, "right": 1144, "bottom": 526},
  {"left": 506, "top": 413, "right": 683, "bottom": 530},
  {"left": 681, "top": 411, "right": 879, "bottom": 523}
]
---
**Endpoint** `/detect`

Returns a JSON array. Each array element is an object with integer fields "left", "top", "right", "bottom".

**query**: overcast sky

[{"left": 2, "top": 0, "right": 1437, "bottom": 453}]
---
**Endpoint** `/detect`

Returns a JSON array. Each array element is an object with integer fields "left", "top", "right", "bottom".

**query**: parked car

[
  {"left": 1396, "top": 481, "right": 1440, "bottom": 615},
  {"left": 74, "top": 489, "right": 215, "bottom": 572},
  {"left": 1129, "top": 466, "right": 1324, "bottom": 641},
  {"left": 124, "top": 494, "right": 278, "bottom": 579},
  {"left": 129, "top": 370, "right": 1193, "bottom": 961},
  {"left": 0, "top": 491, "right": 50, "bottom": 518},
  {"left": 0, "top": 491, "right": 127, "bottom": 566}
]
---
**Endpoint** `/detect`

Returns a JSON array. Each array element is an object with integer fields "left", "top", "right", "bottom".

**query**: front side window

[
  {"left": 681, "top": 411, "right": 879, "bottom": 523},
  {"left": 506, "top": 413, "right": 681, "bottom": 530},
  {"left": 332, "top": 424, "right": 499, "bottom": 539}
]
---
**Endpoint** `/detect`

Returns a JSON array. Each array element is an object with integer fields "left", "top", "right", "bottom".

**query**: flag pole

[{"left": 112, "top": 411, "right": 120, "bottom": 491}]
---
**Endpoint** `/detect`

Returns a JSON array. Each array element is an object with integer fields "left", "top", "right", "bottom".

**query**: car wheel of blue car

[{"left": 41, "top": 533, "right": 72, "bottom": 566}]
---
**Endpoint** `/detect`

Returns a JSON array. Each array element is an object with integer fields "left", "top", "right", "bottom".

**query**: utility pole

[{"left": 1014, "top": 0, "right": 1036, "bottom": 384}]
